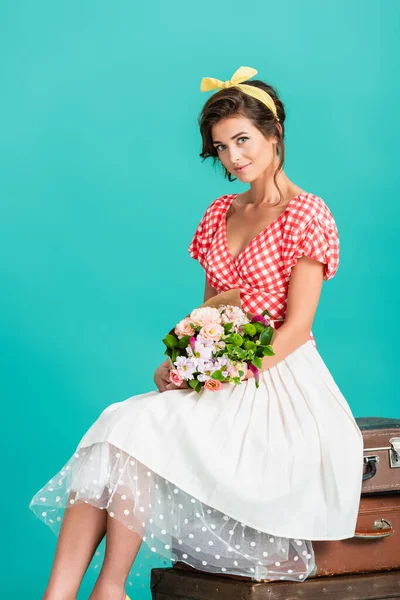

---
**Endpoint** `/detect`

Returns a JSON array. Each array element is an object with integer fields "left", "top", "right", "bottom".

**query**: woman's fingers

[{"left": 165, "top": 380, "right": 189, "bottom": 390}]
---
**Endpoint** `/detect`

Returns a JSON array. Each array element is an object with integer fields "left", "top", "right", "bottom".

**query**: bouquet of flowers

[{"left": 163, "top": 289, "right": 276, "bottom": 392}]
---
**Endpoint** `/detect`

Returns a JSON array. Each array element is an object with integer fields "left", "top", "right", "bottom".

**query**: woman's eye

[{"left": 215, "top": 137, "right": 248, "bottom": 153}]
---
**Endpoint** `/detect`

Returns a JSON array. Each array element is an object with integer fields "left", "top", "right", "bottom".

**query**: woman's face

[{"left": 211, "top": 116, "right": 278, "bottom": 181}]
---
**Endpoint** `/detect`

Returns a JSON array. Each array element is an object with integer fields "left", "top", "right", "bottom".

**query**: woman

[{"left": 30, "top": 66, "right": 364, "bottom": 600}]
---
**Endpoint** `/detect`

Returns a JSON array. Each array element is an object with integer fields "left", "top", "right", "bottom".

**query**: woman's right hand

[
  {"left": 153, "top": 358, "right": 189, "bottom": 392},
  {"left": 153, "top": 358, "right": 173, "bottom": 392}
]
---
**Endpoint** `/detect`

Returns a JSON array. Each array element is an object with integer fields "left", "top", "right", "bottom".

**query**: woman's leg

[
  {"left": 89, "top": 513, "right": 142, "bottom": 600},
  {"left": 43, "top": 501, "right": 107, "bottom": 600}
]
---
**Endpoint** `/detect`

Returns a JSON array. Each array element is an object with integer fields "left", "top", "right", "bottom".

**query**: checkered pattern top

[{"left": 188, "top": 192, "right": 340, "bottom": 348}]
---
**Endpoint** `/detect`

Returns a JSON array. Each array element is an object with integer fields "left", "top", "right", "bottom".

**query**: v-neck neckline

[{"left": 223, "top": 192, "right": 305, "bottom": 263}]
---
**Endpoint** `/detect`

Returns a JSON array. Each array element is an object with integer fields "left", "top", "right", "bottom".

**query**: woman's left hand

[{"left": 165, "top": 378, "right": 189, "bottom": 391}]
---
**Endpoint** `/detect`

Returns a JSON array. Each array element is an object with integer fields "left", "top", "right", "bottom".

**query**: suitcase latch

[
  {"left": 389, "top": 437, "right": 400, "bottom": 468},
  {"left": 374, "top": 518, "right": 392, "bottom": 530}
]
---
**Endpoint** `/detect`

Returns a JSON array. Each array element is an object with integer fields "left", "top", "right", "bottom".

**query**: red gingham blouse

[{"left": 188, "top": 192, "right": 340, "bottom": 348}]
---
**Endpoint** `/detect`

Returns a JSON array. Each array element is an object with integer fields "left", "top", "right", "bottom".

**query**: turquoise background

[{"left": 1, "top": 1, "right": 398, "bottom": 598}]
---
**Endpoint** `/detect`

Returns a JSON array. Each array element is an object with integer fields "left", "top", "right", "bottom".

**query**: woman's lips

[{"left": 235, "top": 163, "right": 251, "bottom": 172}]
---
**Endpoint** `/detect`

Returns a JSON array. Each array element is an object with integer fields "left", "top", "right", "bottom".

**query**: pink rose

[
  {"left": 190, "top": 307, "right": 221, "bottom": 327},
  {"left": 169, "top": 369, "right": 183, "bottom": 387},
  {"left": 199, "top": 322, "right": 225, "bottom": 341},
  {"left": 204, "top": 379, "right": 223, "bottom": 392},
  {"left": 175, "top": 317, "right": 195, "bottom": 338}
]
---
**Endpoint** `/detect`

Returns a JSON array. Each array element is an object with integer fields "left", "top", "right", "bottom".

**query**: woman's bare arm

[{"left": 245, "top": 256, "right": 325, "bottom": 376}]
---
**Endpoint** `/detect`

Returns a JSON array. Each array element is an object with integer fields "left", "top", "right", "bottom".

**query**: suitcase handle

[
  {"left": 354, "top": 518, "right": 393, "bottom": 539},
  {"left": 363, "top": 455, "right": 378, "bottom": 480}
]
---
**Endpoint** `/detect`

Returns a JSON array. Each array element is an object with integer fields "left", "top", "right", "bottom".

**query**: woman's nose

[{"left": 228, "top": 148, "right": 242, "bottom": 162}]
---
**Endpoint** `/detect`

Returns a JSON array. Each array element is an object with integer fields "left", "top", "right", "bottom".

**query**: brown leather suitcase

[
  {"left": 151, "top": 567, "right": 400, "bottom": 599},
  {"left": 310, "top": 417, "right": 400, "bottom": 576},
  {"left": 358, "top": 417, "right": 400, "bottom": 494},
  {"left": 313, "top": 493, "right": 400, "bottom": 576}
]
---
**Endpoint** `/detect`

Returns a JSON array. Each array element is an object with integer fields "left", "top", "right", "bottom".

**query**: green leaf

[
  {"left": 178, "top": 335, "right": 191, "bottom": 349},
  {"left": 252, "top": 356, "right": 263, "bottom": 369},
  {"left": 253, "top": 321, "right": 266, "bottom": 333},
  {"left": 210, "top": 369, "right": 225, "bottom": 382},
  {"left": 187, "top": 379, "right": 202, "bottom": 393},
  {"left": 164, "top": 334, "right": 179, "bottom": 349},
  {"left": 238, "top": 370, "right": 244, "bottom": 377},
  {"left": 259, "top": 327, "right": 273, "bottom": 346},
  {"left": 171, "top": 349, "right": 178, "bottom": 364},
  {"left": 261, "top": 309, "right": 271, "bottom": 317},
  {"left": 262, "top": 345, "right": 275, "bottom": 356},
  {"left": 224, "top": 322, "right": 234, "bottom": 332}
]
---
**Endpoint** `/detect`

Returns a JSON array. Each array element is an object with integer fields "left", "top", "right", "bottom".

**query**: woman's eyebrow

[{"left": 212, "top": 131, "right": 249, "bottom": 145}]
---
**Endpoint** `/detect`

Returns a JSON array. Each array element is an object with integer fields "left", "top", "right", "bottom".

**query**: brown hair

[{"left": 198, "top": 80, "right": 286, "bottom": 205}]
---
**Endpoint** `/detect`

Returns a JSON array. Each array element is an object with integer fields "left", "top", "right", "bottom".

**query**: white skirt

[{"left": 29, "top": 339, "right": 364, "bottom": 585}]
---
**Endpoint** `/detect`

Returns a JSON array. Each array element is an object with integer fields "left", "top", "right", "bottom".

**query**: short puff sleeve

[
  {"left": 282, "top": 208, "right": 339, "bottom": 281},
  {"left": 188, "top": 199, "right": 223, "bottom": 269}
]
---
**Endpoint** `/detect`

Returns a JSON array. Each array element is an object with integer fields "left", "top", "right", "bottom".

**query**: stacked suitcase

[
  {"left": 151, "top": 417, "right": 400, "bottom": 599},
  {"left": 313, "top": 417, "right": 400, "bottom": 577}
]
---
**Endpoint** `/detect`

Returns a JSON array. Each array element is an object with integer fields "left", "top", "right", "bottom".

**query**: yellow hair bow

[
  {"left": 200, "top": 66, "right": 258, "bottom": 92},
  {"left": 200, "top": 65, "right": 279, "bottom": 121}
]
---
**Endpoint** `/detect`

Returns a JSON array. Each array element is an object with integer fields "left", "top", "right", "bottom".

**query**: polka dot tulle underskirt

[{"left": 29, "top": 440, "right": 315, "bottom": 584}]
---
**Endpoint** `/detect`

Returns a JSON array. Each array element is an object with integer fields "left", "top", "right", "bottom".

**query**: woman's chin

[
  {"left": 236, "top": 172, "right": 254, "bottom": 182},
  {"left": 234, "top": 171, "right": 250, "bottom": 180}
]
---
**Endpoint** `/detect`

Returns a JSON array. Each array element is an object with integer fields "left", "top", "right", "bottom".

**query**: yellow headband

[{"left": 200, "top": 66, "right": 279, "bottom": 122}]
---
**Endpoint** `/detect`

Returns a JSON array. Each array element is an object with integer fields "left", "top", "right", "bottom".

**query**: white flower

[
  {"left": 186, "top": 339, "right": 214, "bottom": 361},
  {"left": 196, "top": 358, "right": 218, "bottom": 382},
  {"left": 196, "top": 334, "right": 217, "bottom": 348},
  {"left": 174, "top": 356, "right": 197, "bottom": 380},
  {"left": 214, "top": 356, "right": 231, "bottom": 378},
  {"left": 214, "top": 340, "right": 226, "bottom": 351},
  {"left": 220, "top": 305, "right": 250, "bottom": 329},
  {"left": 197, "top": 358, "right": 216, "bottom": 373},
  {"left": 197, "top": 373, "right": 213, "bottom": 382},
  {"left": 190, "top": 307, "right": 221, "bottom": 327}
]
